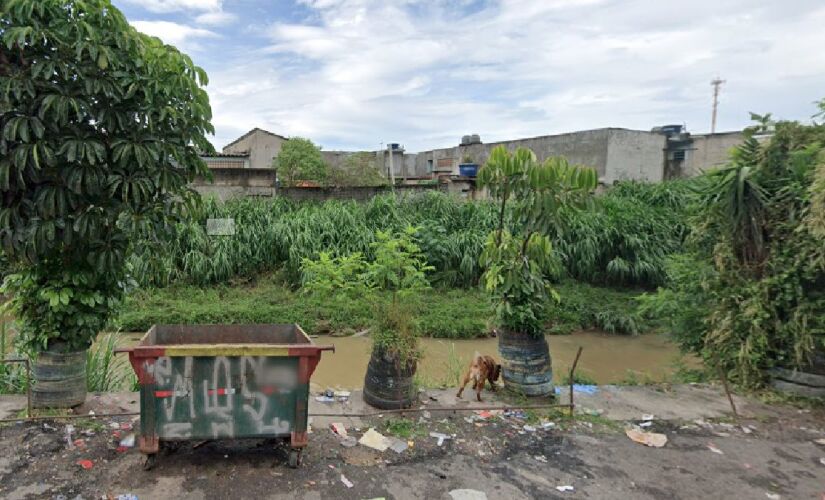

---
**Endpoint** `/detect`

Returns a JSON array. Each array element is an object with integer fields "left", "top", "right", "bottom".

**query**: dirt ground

[{"left": 0, "top": 388, "right": 823, "bottom": 500}]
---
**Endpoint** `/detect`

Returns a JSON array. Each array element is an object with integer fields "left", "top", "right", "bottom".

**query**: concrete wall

[
  {"left": 683, "top": 132, "right": 742, "bottom": 176},
  {"left": 412, "top": 128, "right": 613, "bottom": 178},
  {"left": 605, "top": 129, "right": 667, "bottom": 183},
  {"left": 223, "top": 130, "right": 286, "bottom": 170},
  {"left": 192, "top": 167, "right": 277, "bottom": 201},
  {"left": 277, "top": 183, "right": 443, "bottom": 202}
]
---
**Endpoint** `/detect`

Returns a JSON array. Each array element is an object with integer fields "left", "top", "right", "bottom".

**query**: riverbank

[
  {"left": 0, "top": 385, "right": 822, "bottom": 499},
  {"left": 116, "top": 276, "right": 648, "bottom": 338}
]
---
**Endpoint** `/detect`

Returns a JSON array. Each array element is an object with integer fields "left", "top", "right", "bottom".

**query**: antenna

[{"left": 710, "top": 77, "right": 726, "bottom": 133}]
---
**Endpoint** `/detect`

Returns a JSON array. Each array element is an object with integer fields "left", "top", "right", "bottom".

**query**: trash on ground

[
  {"left": 523, "top": 425, "right": 537, "bottom": 432},
  {"left": 109, "top": 422, "right": 121, "bottom": 430},
  {"left": 639, "top": 421, "right": 652, "bottom": 428},
  {"left": 334, "top": 390, "right": 350, "bottom": 402},
  {"left": 765, "top": 493, "right": 780, "bottom": 500},
  {"left": 625, "top": 428, "right": 667, "bottom": 448},
  {"left": 65, "top": 425, "right": 75, "bottom": 449},
  {"left": 115, "top": 494, "right": 138, "bottom": 500},
  {"left": 339, "top": 436, "right": 357, "bottom": 448},
  {"left": 503, "top": 409, "right": 526, "bottom": 419},
  {"left": 120, "top": 422, "right": 133, "bottom": 430},
  {"left": 359, "top": 428, "right": 391, "bottom": 451},
  {"left": 388, "top": 437, "right": 409, "bottom": 454},
  {"left": 818, "top": 457, "right": 825, "bottom": 466},
  {"left": 556, "top": 485, "right": 575, "bottom": 492},
  {"left": 76, "top": 459, "right": 94, "bottom": 470},
  {"left": 534, "top": 455, "right": 548, "bottom": 463},
  {"left": 73, "top": 438, "right": 86, "bottom": 448},
  {"left": 707, "top": 443, "right": 724, "bottom": 455},
  {"left": 120, "top": 433, "right": 136, "bottom": 448},
  {"left": 430, "top": 432, "right": 451, "bottom": 446},
  {"left": 315, "top": 396, "right": 335, "bottom": 403},
  {"left": 340, "top": 474, "right": 354, "bottom": 488},
  {"left": 330, "top": 422, "right": 347, "bottom": 437},
  {"left": 541, "top": 421, "right": 556, "bottom": 430},
  {"left": 554, "top": 384, "right": 598, "bottom": 395},
  {"left": 448, "top": 489, "right": 488, "bottom": 500},
  {"left": 815, "top": 438, "right": 825, "bottom": 445},
  {"left": 641, "top": 414, "right": 654, "bottom": 421}
]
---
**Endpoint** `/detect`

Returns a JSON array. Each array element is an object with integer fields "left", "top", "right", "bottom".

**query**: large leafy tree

[
  {"left": 0, "top": 0, "right": 213, "bottom": 352},
  {"left": 274, "top": 137, "right": 328, "bottom": 187}
]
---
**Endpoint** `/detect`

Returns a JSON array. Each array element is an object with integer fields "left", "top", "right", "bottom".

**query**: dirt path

[{"left": 0, "top": 387, "right": 823, "bottom": 499}]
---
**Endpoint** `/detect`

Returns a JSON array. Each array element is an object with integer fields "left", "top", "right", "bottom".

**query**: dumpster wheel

[
  {"left": 143, "top": 453, "right": 157, "bottom": 471},
  {"left": 288, "top": 449, "right": 302, "bottom": 468}
]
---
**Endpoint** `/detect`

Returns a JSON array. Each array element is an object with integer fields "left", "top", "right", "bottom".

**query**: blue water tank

[{"left": 459, "top": 163, "right": 478, "bottom": 177}]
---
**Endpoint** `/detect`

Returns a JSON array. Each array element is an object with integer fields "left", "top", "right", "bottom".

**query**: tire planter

[
  {"left": 498, "top": 329, "right": 554, "bottom": 397},
  {"left": 363, "top": 349, "right": 417, "bottom": 410},
  {"left": 767, "top": 345, "right": 825, "bottom": 398},
  {"left": 32, "top": 350, "right": 86, "bottom": 408}
]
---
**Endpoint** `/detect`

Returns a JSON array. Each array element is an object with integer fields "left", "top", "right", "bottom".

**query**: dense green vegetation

[
  {"left": 116, "top": 274, "right": 646, "bottom": 338},
  {"left": 644, "top": 108, "right": 825, "bottom": 386},
  {"left": 128, "top": 181, "right": 693, "bottom": 291}
]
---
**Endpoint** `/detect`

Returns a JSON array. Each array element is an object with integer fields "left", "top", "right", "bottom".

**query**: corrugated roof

[
  {"left": 201, "top": 152, "right": 250, "bottom": 158},
  {"left": 222, "top": 127, "right": 289, "bottom": 151}
]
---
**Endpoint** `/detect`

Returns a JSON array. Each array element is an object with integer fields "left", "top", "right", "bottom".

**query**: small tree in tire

[
  {"left": 0, "top": 0, "right": 213, "bottom": 404},
  {"left": 478, "top": 146, "right": 596, "bottom": 396}
]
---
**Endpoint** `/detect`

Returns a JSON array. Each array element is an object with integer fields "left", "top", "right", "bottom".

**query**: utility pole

[{"left": 710, "top": 77, "right": 725, "bottom": 134}]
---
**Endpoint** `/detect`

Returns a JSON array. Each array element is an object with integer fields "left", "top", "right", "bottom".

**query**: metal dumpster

[{"left": 122, "top": 324, "right": 333, "bottom": 469}]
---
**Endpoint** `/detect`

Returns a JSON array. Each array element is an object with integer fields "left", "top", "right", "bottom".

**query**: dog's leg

[
  {"left": 456, "top": 370, "right": 471, "bottom": 398},
  {"left": 475, "top": 377, "right": 486, "bottom": 402}
]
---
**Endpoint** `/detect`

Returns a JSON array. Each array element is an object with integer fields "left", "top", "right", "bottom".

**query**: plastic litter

[
  {"left": 109, "top": 422, "right": 121, "bottom": 430},
  {"left": 334, "top": 391, "right": 350, "bottom": 402},
  {"left": 554, "top": 384, "right": 598, "bottom": 395},
  {"left": 65, "top": 425, "right": 75, "bottom": 449},
  {"left": 503, "top": 409, "right": 526, "bottom": 419},
  {"left": 340, "top": 474, "right": 354, "bottom": 488},
  {"left": 638, "top": 422, "right": 652, "bottom": 428},
  {"left": 534, "top": 455, "right": 548, "bottom": 463},
  {"left": 120, "top": 433, "right": 136, "bottom": 448},
  {"left": 641, "top": 414, "right": 654, "bottom": 421},
  {"left": 73, "top": 439, "right": 85, "bottom": 448},
  {"left": 625, "top": 428, "right": 667, "bottom": 448},
  {"left": 76, "top": 459, "right": 94, "bottom": 469},
  {"left": 523, "top": 425, "right": 537, "bottom": 432},
  {"left": 359, "top": 428, "right": 391, "bottom": 452},
  {"left": 707, "top": 443, "right": 724, "bottom": 455},
  {"left": 556, "top": 485, "right": 575, "bottom": 492},
  {"left": 115, "top": 495, "right": 138, "bottom": 500},
  {"left": 330, "top": 422, "right": 347, "bottom": 437},
  {"left": 388, "top": 437, "right": 409, "bottom": 454},
  {"left": 765, "top": 493, "right": 780, "bottom": 500},
  {"left": 315, "top": 396, "right": 335, "bottom": 403},
  {"left": 430, "top": 432, "right": 451, "bottom": 446},
  {"left": 448, "top": 489, "right": 488, "bottom": 500}
]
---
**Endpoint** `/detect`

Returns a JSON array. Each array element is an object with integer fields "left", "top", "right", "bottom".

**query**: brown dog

[{"left": 456, "top": 352, "right": 502, "bottom": 402}]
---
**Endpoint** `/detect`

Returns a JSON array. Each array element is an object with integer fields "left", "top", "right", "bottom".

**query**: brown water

[{"left": 310, "top": 331, "right": 694, "bottom": 390}]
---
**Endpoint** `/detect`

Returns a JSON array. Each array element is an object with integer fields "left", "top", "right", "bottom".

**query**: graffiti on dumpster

[{"left": 145, "top": 355, "right": 298, "bottom": 438}]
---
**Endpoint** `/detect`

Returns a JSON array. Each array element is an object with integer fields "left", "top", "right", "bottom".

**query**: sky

[{"left": 115, "top": 0, "right": 825, "bottom": 152}]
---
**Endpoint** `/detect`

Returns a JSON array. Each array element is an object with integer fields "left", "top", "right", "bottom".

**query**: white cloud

[
  {"left": 203, "top": 0, "right": 825, "bottom": 151},
  {"left": 123, "top": 0, "right": 221, "bottom": 13},
  {"left": 131, "top": 20, "right": 218, "bottom": 51},
  {"left": 195, "top": 11, "right": 237, "bottom": 26}
]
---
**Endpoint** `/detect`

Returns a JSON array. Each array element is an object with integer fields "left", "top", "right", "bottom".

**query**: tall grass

[
  {"left": 86, "top": 332, "right": 136, "bottom": 392},
  {"left": 128, "top": 183, "right": 695, "bottom": 290}
]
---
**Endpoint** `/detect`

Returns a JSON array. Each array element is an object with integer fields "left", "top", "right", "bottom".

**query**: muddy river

[{"left": 309, "top": 332, "right": 692, "bottom": 389}]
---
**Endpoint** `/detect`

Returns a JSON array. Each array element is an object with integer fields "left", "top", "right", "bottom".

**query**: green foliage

[
  {"left": 646, "top": 109, "right": 825, "bottom": 387},
  {"left": 274, "top": 137, "right": 328, "bottom": 186},
  {"left": 300, "top": 252, "right": 367, "bottom": 296},
  {"left": 479, "top": 146, "right": 597, "bottom": 335},
  {"left": 86, "top": 331, "right": 134, "bottom": 392},
  {"left": 0, "top": 320, "right": 27, "bottom": 394},
  {"left": 117, "top": 276, "right": 495, "bottom": 339},
  {"left": 330, "top": 152, "right": 387, "bottom": 187},
  {"left": 0, "top": 0, "right": 212, "bottom": 352}
]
